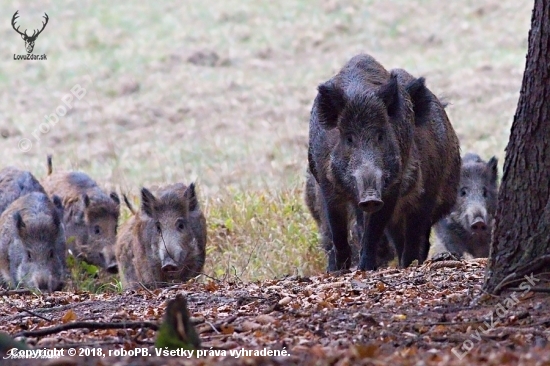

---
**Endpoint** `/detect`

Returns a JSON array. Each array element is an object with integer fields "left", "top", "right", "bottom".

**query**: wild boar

[
  {"left": 307, "top": 54, "right": 460, "bottom": 271},
  {"left": 41, "top": 156, "right": 120, "bottom": 273},
  {"left": 431, "top": 154, "right": 498, "bottom": 258},
  {"left": 0, "top": 192, "right": 66, "bottom": 292},
  {"left": 115, "top": 183, "right": 207, "bottom": 289}
]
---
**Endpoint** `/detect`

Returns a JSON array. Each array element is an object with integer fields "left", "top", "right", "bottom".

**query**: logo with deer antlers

[{"left": 12, "top": 11, "right": 49, "bottom": 54}]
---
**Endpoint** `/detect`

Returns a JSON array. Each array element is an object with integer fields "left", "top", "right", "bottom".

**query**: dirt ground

[
  {"left": 3, "top": 260, "right": 550, "bottom": 365},
  {"left": 0, "top": 0, "right": 545, "bottom": 364}
]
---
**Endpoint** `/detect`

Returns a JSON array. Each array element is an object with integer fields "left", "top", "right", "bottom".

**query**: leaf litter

[{"left": 2, "top": 258, "right": 550, "bottom": 365}]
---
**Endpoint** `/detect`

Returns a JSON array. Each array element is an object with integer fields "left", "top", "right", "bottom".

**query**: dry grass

[{"left": 0, "top": 0, "right": 533, "bottom": 282}]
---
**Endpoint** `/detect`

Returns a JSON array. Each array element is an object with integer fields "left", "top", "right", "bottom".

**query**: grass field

[{"left": 0, "top": 0, "right": 532, "bottom": 282}]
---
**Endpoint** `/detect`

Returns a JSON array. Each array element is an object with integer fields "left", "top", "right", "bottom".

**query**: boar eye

[
  {"left": 460, "top": 187, "right": 467, "bottom": 197},
  {"left": 155, "top": 221, "right": 162, "bottom": 233},
  {"left": 482, "top": 187, "right": 488, "bottom": 198},
  {"left": 27, "top": 251, "right": 31, "bottom": 260},
  {"left": 176, "top": 218, "right": 185, "bottom": 231},
  {"left": 49, "top": 250, "right": 54, "bottom": 259},
  {"left": 93, "top": 225, "right": 101, "bottom": 235},
  {"left": 377, "top": 132, "right": 384, "bottom": 142},
  {"left": 345, "top": 135, "right": 354, "bottom": 145}
]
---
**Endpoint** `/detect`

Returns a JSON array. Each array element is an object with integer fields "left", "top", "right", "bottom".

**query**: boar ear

[
  {"left": 377, "top": 74, "right": 400, "bottom": 118},
  {"left": 51, "top": 195, "right": 64, "bottom": 220},
  {"left": 487, "top": 157, "right": 498, "bottom": 185},
  {"left": 81, "top": 194, "right": 90, "bottom": 208},
  {"left": 184, "top": 183, "right": 199, "bottom": 212},
  {"left": 316, "top": 80, "right": 346, "bottom": 130},
  {"left": 141, "top": 188, "right": 157, "bottom": 217},
  {"left": 405, "top": 77, "right": 432, "bottom": 125},
  {"left": 13, "top": 212, "right": 25, "bottom": 232},
  {"left": 52, "top": 195, "right": 63, "bottom": 211},
  {"left": 110, "top": 192, "right": 120, "bottom": 206}
]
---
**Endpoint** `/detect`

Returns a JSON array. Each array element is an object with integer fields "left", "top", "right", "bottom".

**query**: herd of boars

[
  {"left": 0, "top": 157, "right": 207, "bottom": 292},
  {"left": 0, "top": 53, "right": 498, "bottom": 292}
]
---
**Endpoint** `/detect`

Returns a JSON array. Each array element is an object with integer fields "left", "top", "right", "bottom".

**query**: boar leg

[
  {"left": 358, "top": 199, "right": 397, "bottom": 271},
  {"left": 402, "top": 214, "right": 432, "bottom": 267},
  {"left": 419, "top": 227, "right": 432, "bottom": 262},
  {"left": 319, "top": 186, "right": 351, "bottom": 271},
  {"left": 386, "top": 223, "right": 405, "bottom": 263}
]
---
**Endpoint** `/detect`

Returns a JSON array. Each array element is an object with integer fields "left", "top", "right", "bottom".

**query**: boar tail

[
  {"left": 46, "top": 154, "right": 53, "bottom": 176},
  {"left": 123, "top": 194, "right": 136, "bottom": 215}
]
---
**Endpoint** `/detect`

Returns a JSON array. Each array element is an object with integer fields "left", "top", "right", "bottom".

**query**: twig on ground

[
  {"left": 205, "top": 321, "right": 221, "bottom": 334},
  {"left": 14, "top": 321, "right": 159, "bottom": 338},
  {"left": 508, "top": 287, "right": 550, "bottom": 293},
  {"left": 0, "top": 289, "right": 32, "bottom": 296},
  {"left": 16, "top": 307, "right": 52, "bottom": 322},
  {"left": 55, "top": 341, "right": 124, "bottom": 349},
  {"left": 138, "top": 282, "right": 155, "bottom": 296}
]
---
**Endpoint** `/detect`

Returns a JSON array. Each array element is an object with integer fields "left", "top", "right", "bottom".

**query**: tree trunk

[{"left": 483, "top": 0, "right": 550, "bottom": 294}]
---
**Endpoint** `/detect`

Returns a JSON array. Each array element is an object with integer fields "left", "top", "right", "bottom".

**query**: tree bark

[{"left": 483, "top": 0, "right": 550, "bottom": 294}]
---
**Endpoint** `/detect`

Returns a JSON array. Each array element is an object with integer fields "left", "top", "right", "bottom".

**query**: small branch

[
  {"left": 198, "top": 273, "right": 222, "bottom": 283},
  {"left": 31, "top": 300, "right": 104, "bottom": 314},
  {"left": 55, "top": 341, "right": 124, "bottom": 349},
  {"left": 0, "top": 289, "right": 32, "bottom": 296},
  {"left": 138, "top": 282, "right": 155, "bottom": 296},
  {"left": 508, "top": 287, "right": 550, "bottom": 293},
  {"left": 205, "top": 321, "right": 221, "bottom": 335},
  {"left": 14, "top": 321, "right": 159, "bottom": 338},
  {"left": 16, "top": 307, "right": 52, "bottom": 322}
]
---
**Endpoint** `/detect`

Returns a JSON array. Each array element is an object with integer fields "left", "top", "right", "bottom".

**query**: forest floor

[{"left": 2, "top": 258, "right": 550, "bottom": 365}]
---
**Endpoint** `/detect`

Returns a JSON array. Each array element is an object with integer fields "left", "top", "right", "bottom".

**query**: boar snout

[
  {"left": 355, "top": 167, "right": 384, "bottom": 213},
  {"left": 470, "top": 218, "right": 488, "bottom": 233},
  {"left": 106, "top": 263, "right": 118, "bottom": 274},
  {"left": 100, "top": 248, "right": 118, "bottom": 274},
  {"left": 161, "top": 258, "right": 178, "bottom": 273},
  {"left": 358, "top": 191, "right": 384, "bottom": 213},
  {"left": 466, "top": 206, "right": 488, "bottom": 234},
  {"left": 33, "top": 274, "right": 59, "bottom": 292},
  {"left": 37, "top": 279, "right": 50, "bottom": 292}
]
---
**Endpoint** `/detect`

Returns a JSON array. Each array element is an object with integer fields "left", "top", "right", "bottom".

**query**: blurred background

[{"left": 0, "top": 0, "right": 532, "bottom": 280}]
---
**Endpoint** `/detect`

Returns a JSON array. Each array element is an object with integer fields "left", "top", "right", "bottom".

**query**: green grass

[
  {"left": 66, "top": 255, "right": 123, "bottom": 293},
  {"left": 204, "top": 187, "right": 323, "bottom": 281}
]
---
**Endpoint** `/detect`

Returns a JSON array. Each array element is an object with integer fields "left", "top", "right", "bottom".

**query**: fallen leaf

[{"left": 61, "top": 309, "right": 77, "bottom": 323}]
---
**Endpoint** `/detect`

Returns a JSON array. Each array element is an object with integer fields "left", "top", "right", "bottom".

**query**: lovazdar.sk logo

[{"left": 12, "top": 10, "right": 48, "bottom": 60}]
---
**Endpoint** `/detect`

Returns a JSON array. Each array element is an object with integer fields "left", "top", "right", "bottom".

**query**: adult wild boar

[
  {"left": 41, "top": 156, "right": 120, "bottom": 273},
  {"left": 431, "top": 153, "right": 498, "bottom": 258},
  {"left": 0, "top": 192, "right": 66, "bottom": 292},
  {"left": 115, "top": 183, "right": 207, "bottom": 290},
  {"left": 307, "top": 54, "right": 460, "bottom": 271},
  {"left": 0, "top": 167, "right": 46, "bottom": 215}
]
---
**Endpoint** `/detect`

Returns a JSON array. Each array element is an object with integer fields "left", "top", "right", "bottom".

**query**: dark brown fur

[
  {"left": 386, "top": 69, "right": 462, "bottom": 266},
  {"left": 41, "top": 156, "right": 120, "bottom": 273},
  {"left": 307, "top": 54, "right": 460, "bottom": 271},
  {"left": 304, "top": 168, "right": 396, "bottom": 267},
  {"left": 115, "top": 183, "right": 207, "bottom": 290}
]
